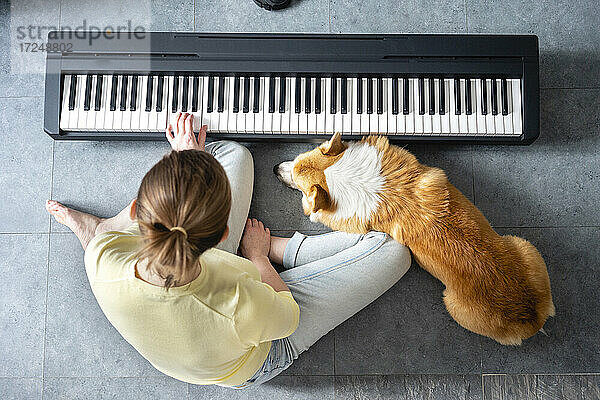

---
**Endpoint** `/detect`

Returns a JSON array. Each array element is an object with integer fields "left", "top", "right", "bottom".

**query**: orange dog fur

[{"left": 275, "top": 133, "right": 555, "bottom": 345}]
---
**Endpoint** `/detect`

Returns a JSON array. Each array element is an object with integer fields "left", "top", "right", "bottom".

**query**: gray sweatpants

[{"left": 208, "top": 141, "right": 412, "bottom": 388}]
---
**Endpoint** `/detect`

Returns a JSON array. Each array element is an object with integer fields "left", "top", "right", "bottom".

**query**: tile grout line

[
  {"left": 40, "top": 103, "right": 57, "bottom": 400},
  {"left": 328, "top": 0, "right": 331, "bottom": 33},
  {"left": 193, "top": 0, "right": 196, "bottom": 31},
  {"left": 481, "top": 373, "right": 485, "bottom": 399}
]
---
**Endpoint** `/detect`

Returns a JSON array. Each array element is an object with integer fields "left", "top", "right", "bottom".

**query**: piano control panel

[{"left": 44, "top": 32, "right": 540, "bottom": 143}]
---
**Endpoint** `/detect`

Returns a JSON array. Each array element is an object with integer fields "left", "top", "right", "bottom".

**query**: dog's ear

[
  {"left": 319, "top": 132, "right": 347, "bottom": 156},
  {"left": 307, "top": 184, "right": 331, "bottom": 213}
]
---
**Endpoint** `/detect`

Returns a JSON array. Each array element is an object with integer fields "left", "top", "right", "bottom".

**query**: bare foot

[
  {"left": 269, "top": 236, "right": 290, "bottom": 265},
  {"left": 46, "top": 200, "right": 102, "bottom": 249}
]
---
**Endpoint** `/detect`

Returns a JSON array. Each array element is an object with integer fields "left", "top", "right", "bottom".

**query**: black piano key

[
  {"left": 253, "top": 77, "right": 260, "bottom": 113},
  {"left": 439, "top": 78, "right": 445, "bottom": 115},
  {"left": 403, "top": 78, "right": 409, "bottom": 115},
  {"left": 481, "top": 78, "right": 488, "bottom": 115},
  {"left": 233, "top": 76, "right": 240, "bottom": 113},
  {"left": 83, "top": 74, "right": 92, "bottom": 111},
  {"left": 279, "top": 76, "right": 286, "bottom": 113},
  {"left": 315, "top": 78, "right": 322, "bottom": 114},
  {"left": 454, "top": 78, "right": 461, "bottom": 115},
  {"left": 428, "top": 78, "right": 435, "bottom": 115},
  {"left": 356, "top": 78, "right": 363, "bottom": 114},
  {"left": 341, "top": 77, "right": 347, "bottom": 114},
  {"left": 418, "top": 78, "right": 425, "bottom": 115},
  {"left": 191, "top": 76, "right": 199, "bottom": 112},
  {"left": 145, "top": 75, "right": 153, "bottom": 112},
  {"left": 218, "top": 76, "right": 225, "bottom": 113},
  {"left": 377, "top": 77, "right": 383, "bottom": 114},
  {"left": 233, "top": 76, "right": 240, "bottom": 114},
  {"left": 182, "top": 76, "right": 189, "bottom": 112},
  {"left": 120, "top": 75, "right": 128, "bottom": 111},
  {"left": 331, "top": 78, "right": 337, "bottom": 114},
  {"left": 68, "top": 74, "right": 78, "bottom": 110},
  {"left": 94, "top": 74, "right": 103, "bottom": 111},
  {"left": 129, "top": 75, "right": 138, "bottom": 111},
  {"left": 110, "top": 75, "right": 117, "bottom": 111},
  {"left": 243, "top": 77, "right": 250, "bottom": 113},
  {"left": 156, "top": 76, "right": 164, "bottom": 112},
  {"left": 391, "top": 78, "right": 399, "bottom": 115},
  {"left": 305, "top": 77, "right": 312, "bottom": 113},
  {"left": 501, "top": 78, "right": 509, "bottom": 116},
  {"left": 491, "top": 78, "right": 498, "bottom": 115},
  {"left": 269, "top": 77, "right": 275, "bottom": 113},
  {"left": 294, "top": 77, "right": 301, "bottom": 113},
  {"left": 207, "top": 76, "right": 214, "bottom": 113},
  {"left": 465, "top": 79, "right": 472, "bottom": 115},
  {"left": 366, "top": 78, "right": 373, "bottom": 114},
  {"left": 171, "top": 75, "right": 179, "bottom": 113}
]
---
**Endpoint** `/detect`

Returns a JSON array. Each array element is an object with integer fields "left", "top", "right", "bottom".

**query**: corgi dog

[{"left": 274, "top": 132, "right": 555, "bottom": 345}]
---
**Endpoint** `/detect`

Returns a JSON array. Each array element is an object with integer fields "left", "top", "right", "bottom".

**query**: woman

[{"left": 46, "top": 112, "right": 411, "bottom": 389}]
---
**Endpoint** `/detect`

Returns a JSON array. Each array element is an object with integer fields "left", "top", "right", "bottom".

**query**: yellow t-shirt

[{"left": 83, "top": 223, "right": 300, "bottom": 387}]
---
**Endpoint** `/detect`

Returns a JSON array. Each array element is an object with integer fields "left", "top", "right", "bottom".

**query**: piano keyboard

[{"left": 60, "top": 74, "right": 522, "bottom": 137}]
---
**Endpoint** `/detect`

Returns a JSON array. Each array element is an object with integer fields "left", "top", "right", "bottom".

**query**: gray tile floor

[{"left": 0, "top": 0, "right": 599, "bottom": 399}]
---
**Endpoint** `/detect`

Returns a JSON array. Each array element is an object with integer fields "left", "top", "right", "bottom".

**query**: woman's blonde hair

[{"left": 136, "top": 150, "right": 231, "bottom": 290}]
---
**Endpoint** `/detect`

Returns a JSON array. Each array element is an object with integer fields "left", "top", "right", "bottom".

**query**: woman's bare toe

[{"left": 46, "top": 200, "right": 101, "bottom": 248}]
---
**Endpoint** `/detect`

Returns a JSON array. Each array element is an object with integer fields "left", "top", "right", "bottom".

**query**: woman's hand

[
  {"left": 166, "top": 112, "right": 207, "bottom": 152},
  {"left": 240, "top": 218, "right": 271, "bottom": 261}
]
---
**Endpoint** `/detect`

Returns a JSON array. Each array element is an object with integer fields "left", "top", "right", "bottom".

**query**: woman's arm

[{"left": 240, "top": 219, "right": 291, "bottom": 292}]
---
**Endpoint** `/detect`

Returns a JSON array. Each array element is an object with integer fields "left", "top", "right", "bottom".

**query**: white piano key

[
  {"left": 121, "top": 75, "right": 134, "bottom": 131},
  {"left": 342, "top": 78, "right": 352, "bottom": 134},
  {"left": 130, "top": 76, "right": 142, "bottom": 132},
  {"left": 333, "top": 78, "right": 342, "bottom": 133},
  {"left": 271, "top": 77, "right": 281, "bottom": 133},
  {"left": 147, "top": 75, "right": 158, "bottom": 131},
  {"left": 193, "top": 76, "right": 204, "bottom": 132},
  {"left": 485, "top": 79, "right": 495, "bottom": 134},
  {"left": 503, "top": 79, "right": 514, "bottom": 135},
  {"left": 245, "top": 77, "right": 256, "bottom": 133},
  {"left": 405, "top": 79, "right": 415, "bottom": 134},
  {"left": 60, "top": 75, "right": 71, "bottom": 130},
  {"left": 493, "top": 79, "right": 505, "bottom": 134},
  {"left": 441, "top": 79, "right": 451, "bottom": 134},
  {"left": 431, "top": 79, "right": 441, "bottom": 134},
  {"left": 218, "top": 77, "right": 230, "bottom": 133},
  {"left": 413, "top": 79, "right": 423, "bottom": 134},
  {"left": 475, "top": 79, "right": 486, "bottom": 135},
  {"left": 359, "top": 78, "right": 369, "bottom": 134},
  {"left": 139, "top": 75, "right": 151, "bottom": 132},
  {"left": 324, "top": 78, "right": 334, "bottom": 135},
  {"left": 448, "top": 79, "right": 458, "bottom": 134},
  {"left": 170, "top": 76, "right": 184, "bottom": 130},
  {"left": 281, "top": 77, "right": 291, "bottom": 134},
  {"left": 458, "top": 79, "right": 468, "bottom": 134},
  {"left": 511, "top": 79, "right": 522, "bottom": 135},
  {"left": 316, "top": 78, "right": 327, "bottom": 134},
  {"left": 307, "top": 77, "right": 317, "bottom": 134},
  {"left": 236, "top": 77, "right": 246, "bottom": 133},
  {"left": 422, "top": 78, "right": 432, "bottom": 134},
  {"left": 82, "top": 75, "right": 97, "bottom": 131},
  {"left": 467, "top": 79, "right": 478, "bottom": 135},
  {"left": 298, "top": 77, "right": 308, "bottom": 134},
  {"left": 156, "top": 76, "right": 169, "bottom": 131},
  {"left": 227, "top": 77, "right": 238, "bottom": 133},
  {"left": 112, "top": 76, "right": 123, "bottom": 130},
  {"left": 376, "top": 78, "right": 386, "bottom": 134},
  {"left": 350, "top": 78, "right": 361, "bottom": 134},
  {"left": 75, "top": 74, "right": 87, "bottom": 130},
  {"left": 183, "top": 76, "right": 194, "bottom": 129},
  {"left": 368, "top": 79, "right": 378, "bottom": 134},
  {"left": 92, "top": 75, "right": 106, "bottom": 130},
  {"left": 205, "top": 76, "right": 220, "bottom": 133},
  {"left": 263, "top": 77, "right": 273, "bottom": 134},
  {"left": 395, "top": 78, "right": 405, "bottom": 135},
  {"left": 258, "top": 76, "right": 266, "bottom": 133}
]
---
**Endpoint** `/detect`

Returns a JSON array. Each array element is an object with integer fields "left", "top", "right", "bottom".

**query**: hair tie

[{"left": 169, "top": 226, "right": 188, "bottom": 238}]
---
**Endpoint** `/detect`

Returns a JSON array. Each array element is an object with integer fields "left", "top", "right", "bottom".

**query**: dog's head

[{"left": 274, "top": 132, "right": 348, "bottom": 217}]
